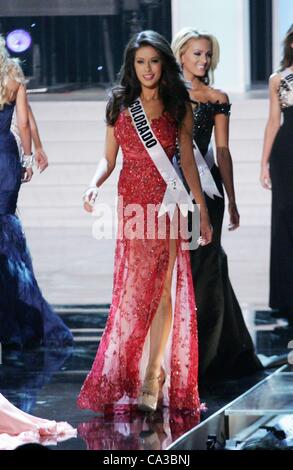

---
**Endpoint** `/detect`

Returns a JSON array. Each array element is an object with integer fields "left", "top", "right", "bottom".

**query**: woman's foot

[
  {"left": 138, "top": 368, "right": 165, "bottom": 413},
  {"left": 138, "top": 375, "right": 160, "bottom": 412}
]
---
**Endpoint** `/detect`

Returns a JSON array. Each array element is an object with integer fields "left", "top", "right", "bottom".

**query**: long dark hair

[
  {"left": 280, "top": 24, "right": 293, "bottom": 70},
  {"left": 106, "top": 30, "right": 189, "bottom": 126}
]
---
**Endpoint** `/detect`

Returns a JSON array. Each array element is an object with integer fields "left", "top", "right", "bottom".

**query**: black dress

[
  {"left": 269, "top": 68, "right": 293, "bottom": 315},
  {"left": 176, "top": 100, "right": 262, "bottom": 380}
]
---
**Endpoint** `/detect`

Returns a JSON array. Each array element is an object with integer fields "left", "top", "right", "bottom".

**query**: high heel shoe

[
  {"left": 138, "top": 376, "right": 160, "bottom": 412},
  {"left": 138, "top": 369, "right": 166, "bottom": 413}
]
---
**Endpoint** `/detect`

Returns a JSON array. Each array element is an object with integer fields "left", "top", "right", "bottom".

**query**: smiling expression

[
  {"left": 181, "top": 38, "right": 212, "bottom": 79},
  {"left": 134, "top": 46, "right": 163, "bottom": 89}
]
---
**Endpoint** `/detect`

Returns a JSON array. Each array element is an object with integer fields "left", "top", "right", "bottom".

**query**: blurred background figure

[
  {"left": 260, "top": 25, "right": 293, "bottom": 327},
  {"left": 0, "top": 36, "right": 73, "bottom": 348}
]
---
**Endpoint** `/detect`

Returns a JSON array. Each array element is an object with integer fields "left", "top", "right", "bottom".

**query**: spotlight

[{"left": 6, "top": 29, "right": 32, "bottom": 53}]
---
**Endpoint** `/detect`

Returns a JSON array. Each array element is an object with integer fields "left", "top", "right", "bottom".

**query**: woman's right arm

[
  {"left": 83, "top": 125, "right": 119, "bottom": 212},
  {"left": 260, "top": 74, "right": 281, "bottom": 189},
  {"left": 178, "top": 103, "right": 213, "bottom": 245}
]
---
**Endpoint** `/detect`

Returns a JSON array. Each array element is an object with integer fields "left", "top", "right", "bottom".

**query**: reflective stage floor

[{"left": 0, "top": 306, "right": 292, "bottom": 450}]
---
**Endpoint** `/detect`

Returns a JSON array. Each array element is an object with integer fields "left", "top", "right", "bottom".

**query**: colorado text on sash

[{"left": 129, "top": 98, "right": 194, "bottom": 219}]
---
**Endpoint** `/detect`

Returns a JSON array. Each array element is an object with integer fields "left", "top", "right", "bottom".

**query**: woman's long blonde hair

[
  {"left": 171, "top": 27, "right": 220, "bottom": 85},
  {"left": 0, "top": 36, "right": 25, "bottom": 109}
]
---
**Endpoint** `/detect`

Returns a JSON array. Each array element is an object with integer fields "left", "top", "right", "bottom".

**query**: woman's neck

[
  {"left": 183, "top": 71, "right": 202, "bottom": 91},
  {"left": 140, "top": 86, "right": 159, "bottom": 102}
]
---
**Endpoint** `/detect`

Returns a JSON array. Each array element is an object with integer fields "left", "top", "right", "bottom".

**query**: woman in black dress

[
  {"left": 260, "top": 26, "right": 293, "bottom": 326},
  {"left": 172, "top": 28, "right": 262, "bottom": 379}
]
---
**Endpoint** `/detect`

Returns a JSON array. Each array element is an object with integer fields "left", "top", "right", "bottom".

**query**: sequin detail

[
  {"left": 278, "top": 70, "right": 293, "bottom": 109},
  {"left": 77, "top": 111, "right": 200, "bottom": 413},
  {"left": 191, "top": 101, "right": 230, "bottom": 156},
  {"left": 175, "top": 100, "right": 230, "bottom": 162}
]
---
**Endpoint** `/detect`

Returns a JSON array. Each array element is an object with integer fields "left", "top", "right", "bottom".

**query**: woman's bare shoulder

[
  {"left": 269, "top": 72, "right": 282, "bottom": 86},
  {"left": 209, "top": 87, "right": 229, "bottom": 104}
]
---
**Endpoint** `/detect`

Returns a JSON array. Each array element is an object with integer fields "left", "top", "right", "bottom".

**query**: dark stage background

[{"left": 0, "top": 0, "right": 171, "bottom": 88}]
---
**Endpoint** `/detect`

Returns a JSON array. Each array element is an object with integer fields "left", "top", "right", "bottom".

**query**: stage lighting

[{"left": 6, "top": 29, "right": 32, "bottom": 53}]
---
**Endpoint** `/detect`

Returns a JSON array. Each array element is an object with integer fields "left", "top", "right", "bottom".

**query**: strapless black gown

[
  {"left": 176, "top": 100, "right": 261, "bottom": 380},
  {"left": 0, "top": 102, "right": 73, "bottom": 348},
  {"left": 269, "top": 70, "right": 293, "bottom": 316}
]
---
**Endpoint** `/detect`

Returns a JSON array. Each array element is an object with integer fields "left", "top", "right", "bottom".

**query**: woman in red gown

[{"left": 78, "top": 31, "right": 212, "bottom": 414}]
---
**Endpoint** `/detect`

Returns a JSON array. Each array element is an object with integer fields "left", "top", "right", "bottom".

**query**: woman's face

[
  {"left": 134, "top": 46, "right": 162, "bottom": 89},
  {"left": 181, "top": 38, "right": 212, "bottom": 78}
]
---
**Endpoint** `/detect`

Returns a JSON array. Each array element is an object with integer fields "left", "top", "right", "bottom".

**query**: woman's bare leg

[{"left": 145, "top": 238, "right": 177, "bottom": 379}]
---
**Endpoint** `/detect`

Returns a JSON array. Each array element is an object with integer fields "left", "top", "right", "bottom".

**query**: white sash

[
  {"left": 281, "top": 68, "right": 293, "bottom": 91},
  {"left": 129, "top": 98, "right": 194, "bottom": 219},
  {"left": 194, "top": 142, "right": 222, "bottom": 199}
]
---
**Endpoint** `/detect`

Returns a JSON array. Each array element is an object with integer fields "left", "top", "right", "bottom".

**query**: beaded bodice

[
  {"left": 114, "top": 111, "right": 177, "bottom": 206},
  {"left": 191, "top": 101, "right": 231, "bottom": 156},
  {"left": 278, "top": 68, "right": 293, "bottom": 109},
  {"left": 114, "top": 111, "right": 176, "bottom": 161}
]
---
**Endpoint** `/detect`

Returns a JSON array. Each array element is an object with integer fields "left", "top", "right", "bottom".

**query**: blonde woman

[
  {"left": 0, "top": 36, "right": 73, "bottom": 348},
  {"left": 260, "top": 25, "right": 293, "bottom": 326},
  {"left": 172, "top": 28, "right": 262, "bottom": 380}
]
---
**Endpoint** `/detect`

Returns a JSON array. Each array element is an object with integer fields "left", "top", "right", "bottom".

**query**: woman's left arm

[{"left": 214, "top": 93, "right": 240, "bottom": 231}]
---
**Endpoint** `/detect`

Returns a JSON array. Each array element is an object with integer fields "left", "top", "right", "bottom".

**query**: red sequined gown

[{"left": 77, "top": 112, "right": 200, "bottom": 412}]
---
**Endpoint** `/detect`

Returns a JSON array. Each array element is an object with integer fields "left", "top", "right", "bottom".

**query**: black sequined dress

[{"left": 176, "top": 100, "right": 262, "bottom": 380}]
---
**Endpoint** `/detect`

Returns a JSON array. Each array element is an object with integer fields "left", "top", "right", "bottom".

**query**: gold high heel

[
  {"left": 138, "top": 369, "right": 166, "bottom": 412},
  {"left": 138, "top": 376, "right": 160, "bottom": 412}
]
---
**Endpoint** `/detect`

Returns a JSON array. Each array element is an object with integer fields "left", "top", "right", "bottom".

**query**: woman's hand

[
  {"left": 228, "top": 201, "right": 240, "bottom": 231},
  {"left": 198, "top": 210, "right": 213, "bottom": 246},
  {"left": 83, "top": 187, "right": 98, "bottom": 213},
  {"left": 21, "top": 167, "right": 33, "bottom": 183},
  {"left": 35, "top": 148, "right": 49, "bottom": 173},
  {"left": 260, "top": 163, "right": 271, "bottom": 190}
]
